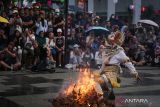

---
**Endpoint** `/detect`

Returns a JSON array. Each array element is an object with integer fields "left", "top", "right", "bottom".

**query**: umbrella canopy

[
  {"left": 138, "top": 19, "right": 159, "bottom": 28},
  {"left": 0, "top": 16, "right": 9, "bottom": 23},
  {"left": 85, "top": 26, "right": 110, "bottom": 36},
  {"left": 86, "top": 26, "right": 109, "bottom": 32}
]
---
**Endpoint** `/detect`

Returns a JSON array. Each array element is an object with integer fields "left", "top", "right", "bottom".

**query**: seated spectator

[
  {"left": 112, "top": 25, "right": 119, "bottom": 32},
  {"left": 31, "top": 41, "right": 40, "bottom": 71},
  {"left": 66, "top": 28, "right": 77, "bottom": 49},
  {"left": 12, "top": 27, "right": 23, "bottom": 63},
  {"left": 36, "top": 31, "right": 46, "bottom": 61},
  {"left": 128, "top": 36, "right": 139, "bottom": 60},
  {"left": 0, "top": 42, "right": 21, "bottom": 71},
  {"left": 69, "top": 44, "right": 82, "bottom": 69},
  {"left": 22, "top": 29, "right": 35, "bottom": 69},
  {"left": 90, "top": 38, "right": 99, "bottom": 55},
  {"left": 132, "top": 45, "right": 146, "bottom": 66},
  {"left": 95, "top": 45, "right": 105, "bottom": 68},
  {"left": 31, "top": 41, "right": 51, "bottom": 71},
  {"left": 86, "top": 31, "right": 95, "bottom": 48},
  {"left": 46, "top": 32, "right": 56, "bottom": 60},
  {"left": 155, "top": 37, "right": 160, "bottom": 65},
  {"left": 45, "top": 45, "right": 56, "bottom": 70},
  {"left": 12, "top": 27, "right": 23, "bottom": 47},
  {"left": 45, "top": 32, "right": 56, "bottom": 69},
  {"left": 81, "top": 48, "right": 94, "bottom": 67}
]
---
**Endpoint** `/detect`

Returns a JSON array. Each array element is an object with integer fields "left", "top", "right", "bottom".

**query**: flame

[{"left": 61, "top": 68, "right": 100, "bottom": 105}]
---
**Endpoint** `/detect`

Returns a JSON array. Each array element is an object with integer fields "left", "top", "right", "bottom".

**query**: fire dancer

[{"left": 94, "top": 31, "right": 141, "bottom": 100}]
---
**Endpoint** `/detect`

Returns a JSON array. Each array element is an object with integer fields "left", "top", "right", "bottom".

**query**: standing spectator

[
  {"left": 9, "top": 9, "right": 22, "bottom": 38},
  {"left": 47, "top": 13, "right": 54, "bottom": 32},
  {"left": 0, "top": 28, "right": 7, "bottom": 51},
  {"left": 105, "top": 21, "right": 112, "bottom": 31},
  {"left": 21, "top": 8, "right": 33, "bottom": 30},
  {"left": 53, "top": 9, "right": 64, "bottom": 36},
  {"left": 76, "top": 13, "right": 87, "bottom": 26},
  {"left": 35, "top": 13, "right": 48, "bottom": 35},
  {"left": 55, "top": 28, "right": 65, "bottom": 67},
  {"left": 29, "top": 8, "right": 37, "bottom": 30}
]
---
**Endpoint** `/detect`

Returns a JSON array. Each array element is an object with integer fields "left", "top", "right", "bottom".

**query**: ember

[{"left": 52, "top": 68, "right": 112, "bottom": 107}]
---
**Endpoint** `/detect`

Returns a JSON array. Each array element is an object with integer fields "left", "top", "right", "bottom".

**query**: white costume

[
  {"left": 95, "top": 31, "right": 139, "bottom": 88},
  {"left": 101, "top": 45, "right": 137, "bottom": 75}
]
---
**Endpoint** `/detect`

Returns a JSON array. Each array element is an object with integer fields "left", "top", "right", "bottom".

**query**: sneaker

[{"left": 59, "top": 64, "right": 61, "bottom": 67}]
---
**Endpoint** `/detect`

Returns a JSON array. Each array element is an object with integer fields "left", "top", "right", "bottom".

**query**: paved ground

[
  {"left": 0, "top": 66, "right": 160, "bottom": 107},
  {"left": 114, "top": 66, "right": 160, "bottom": 107}
]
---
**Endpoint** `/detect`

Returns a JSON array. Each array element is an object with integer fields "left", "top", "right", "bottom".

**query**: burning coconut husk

[{"left": 52, "top": 68, "right": 114, "bottom": 107}]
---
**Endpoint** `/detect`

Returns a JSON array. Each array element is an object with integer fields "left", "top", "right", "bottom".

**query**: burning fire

[
  {"left": 63, "top": 68, "right": 100, "bottom": 104},
  {"left": 53, "top": 68, "right": 104, "bottom": 106}
]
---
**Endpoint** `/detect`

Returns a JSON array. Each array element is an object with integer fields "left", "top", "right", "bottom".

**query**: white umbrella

[{"left": 138, "top": 19, "right": 159, "bottom": 28}]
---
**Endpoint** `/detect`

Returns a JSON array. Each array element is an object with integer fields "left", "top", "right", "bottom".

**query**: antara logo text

[
  {"left": 116, "top": 96, "right": 150, "bottom": 105},
  {"left": 124, "top": 98, "right": 149, "bottom": 104}
]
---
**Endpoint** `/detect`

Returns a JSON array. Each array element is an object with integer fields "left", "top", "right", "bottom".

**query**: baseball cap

[
  {"left": 13, "top": 10, "right": 18, "bottom": 14},
  {"left": 57, "top": 28, "right": 62, "bottom": 33}
]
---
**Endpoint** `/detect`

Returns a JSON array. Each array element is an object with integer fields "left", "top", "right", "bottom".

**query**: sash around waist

[{"left": 102, "top": 65, "right": 120, "bottom": 73}]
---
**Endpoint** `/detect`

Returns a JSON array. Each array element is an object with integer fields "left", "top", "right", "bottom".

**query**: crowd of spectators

[{"left": 0, "top": 4, "right": 160, "bottom": 71}]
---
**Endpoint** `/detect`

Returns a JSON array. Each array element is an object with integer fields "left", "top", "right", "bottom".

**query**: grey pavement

[
  {"left": 0, "top": 66, "right": 159, "bottom": 107},
  {"left": 114, "top": 66, "right": 160, "bottom": 107}
]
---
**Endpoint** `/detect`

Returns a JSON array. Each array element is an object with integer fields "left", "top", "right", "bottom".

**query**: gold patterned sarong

[{"left": 101, "top": 65, "right": 120, "bottom": 88}]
